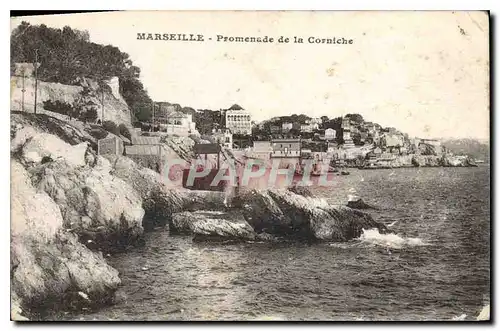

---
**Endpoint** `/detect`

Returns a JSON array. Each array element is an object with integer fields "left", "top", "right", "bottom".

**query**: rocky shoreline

[
  {"left": 8, "top": 112, "right": 405, "bottom": 320},
  {"left": 355, "top": 154, "right": 477, "bottom": 169}
]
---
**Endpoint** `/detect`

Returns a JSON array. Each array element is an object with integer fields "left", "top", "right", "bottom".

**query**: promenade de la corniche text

[{"left": 137, "top": 33, "right": 354, "bottom": 45}]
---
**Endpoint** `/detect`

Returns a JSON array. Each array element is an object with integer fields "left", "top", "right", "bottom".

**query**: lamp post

[{"left": 33, "top": 49, "right": 39, "bottom": 114}]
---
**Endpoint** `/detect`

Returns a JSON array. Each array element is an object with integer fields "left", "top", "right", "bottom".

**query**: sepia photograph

[{"left": 9, "top": 10, "right": 490, "bottom": 321}]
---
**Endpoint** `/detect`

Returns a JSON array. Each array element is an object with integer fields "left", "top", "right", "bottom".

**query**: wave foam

[
  {"left": 359, "top": 228, "right": 428, "bottom": 249},
  {"left": 451, "top": 313, "right": 467, "bottom": 321}
]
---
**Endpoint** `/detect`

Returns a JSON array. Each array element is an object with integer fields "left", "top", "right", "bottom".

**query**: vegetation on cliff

[{"left": 11, "top": 22, "right": 153, "bottom": 122}]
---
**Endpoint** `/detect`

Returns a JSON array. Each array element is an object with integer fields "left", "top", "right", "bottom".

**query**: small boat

[{"left": 340, "top": 170, "right": 350, "bottom": 175}]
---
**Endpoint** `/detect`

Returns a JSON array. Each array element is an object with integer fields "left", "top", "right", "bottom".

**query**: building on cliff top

[{"left": 225, "top": 107, "right": 252, "bottom": 135}]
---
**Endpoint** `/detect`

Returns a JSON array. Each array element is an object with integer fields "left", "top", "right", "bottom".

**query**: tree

[
  {"left": 345, "top": 113, "right": 364, "bottom": 123},
  {"left": 134, "top": 105, "right": 152, "bottom": 122},
  {"left": 11, "top": 22, "right": 155, "bottom": 121},
  {"left": 103, "top": 120, "right": 119, "bottom": 135},
  {"left": 42, "top": 100, "right": 73, "bottom": 116},
  {"left": 68, "top": 107, "right": 81, "bottom": 121},
  {"left": 118, "top": 123, "right": 131, "bottom": 140},
  {"left": 82, "top": 108, "right": 98, "bottom": 123}
]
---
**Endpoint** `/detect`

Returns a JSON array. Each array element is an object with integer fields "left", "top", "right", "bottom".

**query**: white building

[
  {"left": 212, "top": 128, "right": 233, "bottom": 149},
  {"left": 300, "top": 124, "right": 310, "bottom": 133},
  {"left": 157, "top": 110, "right": 197, "bottom": 136},
  {"left": 343, "top": 129, "right": 355, "bottom": 149},
  {"left": 271, "top": 138, "right": 301, "bottom": 158},
  {"left": 225, "top": 109, "right": 252, "bottom": 135},
  {"left": 249, "top": 141, "right": 273, "bottom": 160},
  {"left": 309, "top": 117, "right": 322, "bottom": 127},
  {"left": 325, "top": 128, "right": 336, "bottom": 141},
  {"left": 301, "top": 121, "right": 319, "bottom": 132}
]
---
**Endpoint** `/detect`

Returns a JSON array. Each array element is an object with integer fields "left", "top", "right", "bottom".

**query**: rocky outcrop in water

[
  {"left": 346, "top": 196, "right": 378, "bottom": 210},
  {"left": 171, "top": 210, "right": 256, "bottom": 241},
  {"left": 236, "top": 189, "right": 294, "bottom": 235},
  {"left": 411, "top": 154, "right": 476, "bottom": 167},
  {"left": 287, "top": 185, "right": 315, "bottom": 197},
  {"left": 442, "top": 155, "right": 477, "bottom": 167},
  {"left": 238, "top": 189, "right": 390, "bottom": 241}
]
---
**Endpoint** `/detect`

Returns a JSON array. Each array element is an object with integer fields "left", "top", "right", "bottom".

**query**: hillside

[
  {"left": 10, "top": 22, "right": 153, "bottom": 121},
  {"left": 11, "top": 74, "right": 132, "bottom": 127}
]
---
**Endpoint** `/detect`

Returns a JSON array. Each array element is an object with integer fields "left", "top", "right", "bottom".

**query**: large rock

[
  {"left": 103, "top": 155, "right": 228, "bottom": 230},
  {"left": 239, "top": 189, "right": 390, "bottom": 241},
  {"left": 142, "top": 187, "right": 227, "bottom": 230},
  {"left": 103, "top": 155, "right": 164, "bottom": 199},
  {"left": 411, "top": 155, "right": 442, "bottom": 167},
  {"left": 11, "top": 128, "right": 145, "bottom": 251},
  {"left": 11, "top": 112, "right": 97, "bottom": 150},
  {"left": 171, "top": 211, "right": 256, "bottom": 241},
  {"left": 236, "top": 189, "right": 294, "bottom": 235},
  {"left": 346, "top": 195, "right": 378, "bottom": 210},
  {"left": 15, "top": 129, "right": 90, "bottom": 168},
  {"left": 29, "top": 157, "right": 144, "bottom": 252},
  {"left": 11, "top": 160, "right": 120, "bottom": 319},
  {"left": 442, "top": 155, "right": 477, "bottom": 167}
]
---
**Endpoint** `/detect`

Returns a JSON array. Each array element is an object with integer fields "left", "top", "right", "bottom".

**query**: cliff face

[
  {"left": 10, "top": 112, "right": 396, "bottom": 319},
  {"left": 10, "top": 114, "right": 145, "bottom": 319},
  {"left": 11, "top": 160, "right": 121, "bottom": 319},
  {"left": 10, "top": 75, "right": 132, "bottom": 127}
]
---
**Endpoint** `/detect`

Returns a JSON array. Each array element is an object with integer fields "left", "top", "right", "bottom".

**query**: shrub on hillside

[
  {"left": 118, "top": 124, "right": 131, "bottom": 140},
  {"left": 42, "top": 100, "right": 74, "bottom": 116},
  {"left": 89, "top": 127, "right": 108, "bottom": 140},
  {"left": 102, "top": 120, "right": 119, "bottom": 135},
  {"left": 81, "top": 108, "right": 98, "bottom": 123}
]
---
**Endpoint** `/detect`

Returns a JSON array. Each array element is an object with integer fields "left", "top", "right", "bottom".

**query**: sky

[{"left": 11, "top": 11, "right": 490, "bottom": 140}]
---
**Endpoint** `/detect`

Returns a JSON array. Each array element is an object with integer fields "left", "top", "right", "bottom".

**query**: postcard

[{"left": 10, "top": 10, "right": 490, "bottom": 321}]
